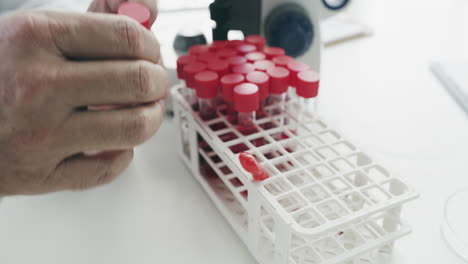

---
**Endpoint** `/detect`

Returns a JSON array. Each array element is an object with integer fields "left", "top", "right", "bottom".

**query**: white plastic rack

[{"left": 172, "top": 84, "right": 418, "bottom": 264}]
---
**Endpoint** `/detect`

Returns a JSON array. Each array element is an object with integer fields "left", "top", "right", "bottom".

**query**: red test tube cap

[
  {"left": 267, "top": 67, "right": 290, "bottom": 95},
  {"left": 217, "top": 48, "right": 238, "bottom": 59},
  {"left": 221, "top": 73, "right": 245, "bottom": 102},
  {"left": 273, "top": 55, "right": 294, "bottom": 67},
  {"left": 209, "top": 41, "right": 228, "bottom": 52},
  {"left": 228, "top": 40, "right": 245, "bottom": 48},
  {"left": 208, "top": 60, "right": 230, "bottom": 77},
  {"left": 118, "top": 2, "right": 151, "bottom": 29},
  {"left": 254, "top": 60, "right": 275, "bottom": 72},
  {"left": 234, "top": 83, "right": 259, "bottom": 113},
  {"left": 245, "top": 52, "right": 266, "bottom": 63},
  {"left": 189, "top": 44, "right": 210, "bottom": 56},
  {"left": 287, "top": 60, "right": 310, "bottom": 88},
  {"left": 194, "top": 71, "right": 219, "bottom": 99},
  {"left": 245, "top": 35, "right": 266, "bottom": 51},
  {"left": 296, "top": 70, "right": 320, "bottom": 98},
  {"left": 232, "top": 63, "right": 256, "bottom": 75},
  {"left": 197, "top": 51, "right": 220, "bottom": 63},
  {"left": 176, "top": 55, "right": 197, "bottom": 79},
  {"left": 237, "top": 44, "right": 257, "bottom": 55},
  {"left": 228, "top": 56, "right": 248, "bottom": 69},
  {"left": 246, "top": 71, "right": 270, "bottom": 100},
  {"left": 264, "top": 47, "right": 286, "bottom": 59},
  {"left": 183, "top": 62, "right": 207, "bottom": 89}
]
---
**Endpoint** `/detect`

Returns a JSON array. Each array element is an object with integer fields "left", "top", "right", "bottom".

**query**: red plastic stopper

[
  {"left": 245, "top": 35, "right": 266, "bottom": 51},
  {"left": 232, "top": 63, "right": 256, "bottom": 75},
  {"left": 273, "top": 55, "right": 294, "bottom": 67},
  {"left": 228, "top": 56, "right": 248, "bottom": 70},
  {"left": 237, "top": 44, "right": 257, "bottom": 55},
  {"left": 221, "top": 73, "right": 245, "bottom": 102},
  {"left": 189, "top": 44, "right": 210, "bottom": 56},
  {"left": 239, "top": 152, "right": 269, "bottom": 181},
  {"left": 287, "top": 61, "right": 310, "bottom": 88},
  {"left": 118, "top": 2, "right": 151, "bottom": 29},
  {"left": 246, "top": 71, "right": 270, "bottom": 100},
  {"left": 209, "top": 41, "right": 228, "bottom": 52},
  {"left": 228, "top": 40, "right": 245, "bottom": 48},
  {"left": 208, "top": 60, "right": 230, "bottom": 77},
  {"left": 197, "top": 51, "right": 219, "bottom": 63},
  {"left": 264, "top": 47, "right": 286, "bottom": 59},
  {"left": 267, "top": 67, "right": 290, "bottom": 95},
  {"left": 183, "top": 62, "right": 207, "bottom": 89},
  {"left": 217, "top": 48, "right": 238, "bottom": 59},
  {"left": 176, "top": 55, "right": 197, "bottom": 79},
  {"left": 194, "top": 71, "right": 219, "bottom": 99},
  {"left": 254, "top": 60, "right": 275, "bottom": 72},
  {"left": 234, "top": 83, "right": 259, "bottom": 113},
  {"left": 245, "top": 52, "right": 266, "bottom": 63},
  {"left": 296, "top": 70, "right": 320, "bottom": 98}
]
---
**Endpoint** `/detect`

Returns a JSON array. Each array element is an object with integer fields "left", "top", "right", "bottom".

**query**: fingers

[
  {"left": 48, "top": 150, "right": 134, "bottom": 191},
  {"left": 45, "top": 11, "right": 160, "bottom": 62},
  {"left": 88, "top": 0, "right": 158, "bottom": 26},
  {"left": 57, "top": 101, "right": 165, "bottom": 154},
  {"left": 58, "top": 60, "right": 168, "bottom": 107}
]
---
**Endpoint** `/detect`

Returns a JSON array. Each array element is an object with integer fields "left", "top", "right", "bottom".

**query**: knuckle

[
  {"left": 126, "top": 110, "right": 152, "bottom": 145},
  {"left": 134, "top": 61, "right": 155, "bottom": 100},
  {"left": 117, "top": 18, "right": 144, "bottom": 56},
  {"left": 3, "top": 12, "right": 45, "bottom": 42}
]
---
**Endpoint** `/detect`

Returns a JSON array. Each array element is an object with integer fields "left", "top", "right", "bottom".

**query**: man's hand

[
  {"left": 0, "top": 10, "right": 167, "bottom": 195},
  {"left": 88, "top": 0, "right": 158, "bottom": 27}
]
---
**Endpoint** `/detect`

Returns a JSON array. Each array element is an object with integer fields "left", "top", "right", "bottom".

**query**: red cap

[
  {"left": 208, "top": 60, "right": 230, "bottom": 76},
  {"left": 189, "top": 44, "right": 210, "bottom": 56},
  {"left": 228, "top": 40, "right": 245, "bottom": 48},
  {"left": 228, "top": 56, "right": 248, "bottom": 70},
  {"left": 246, "top": 71, "right": 270, "bottom": 100},
  {"left": 273, "top": 55, "right": 294, "bottom": 67},
  {"left": 287, "top": 61, "right": 310, "bottom": 88},
  {"left": 234, "top": 83, "right": 259, "bottom": 113},
  {"left": 267, "top": 67, "right": 290, "bottom": 94},
  {"left": 194, "top": 71, "right": 219, "bottom": 99},
  {"left": 239, "top": 152, "right": 269, "bottom": 181},
  {"left": 217, "top": 48, "right": 238, "bottom": 59},
  {"left": 296, "top": 70, "right": 320, "bottom": 98},
  {"left": 245, "top": 35, "right": 266, "bottom": 51},
  {"left": 197, "top": 51, "right": 219, "bottom": 63},
  {"left": 176, "top": 55, "right": 197, "bottom": 79},
  {"left": 232, "top": 63, "right": 256, "bottom": 75},
  {"left": 221, "top": 73, "right": 245, "bottom": 102},
  {"left": 264, "top": 47, "right": 286, "bottom": 59},
  {"left": 183, "top": 62, "right": 207, "bottom": 89},
  {"left": 245, "top": 52, "right": 266, "bottom": 63},
  {"left": 118, "top": 2, "right": 151, "bottom": 29},
  {"left": 237, "top": 44, "right": 257, "bottom": 55},
  {"left": 209, "top": 41, "right": 228, "bottom": 52},
  {"left": 254, "top": 60, "right": 275, "bottom": 72}
]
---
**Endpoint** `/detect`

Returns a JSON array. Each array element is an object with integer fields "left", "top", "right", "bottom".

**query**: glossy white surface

[{"left": 1, "top": 0, "right": 468, "bottom": 263}]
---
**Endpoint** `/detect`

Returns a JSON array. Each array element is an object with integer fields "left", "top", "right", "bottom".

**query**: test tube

[
  {"left": 197, "top": 51, "right": 220, "bottom": 64},
  {"left": 232, "top": 63, "right": 256, "bottom": 76},
  {"left": 217, "top": 48, "right": 239, "bottom": 59},
  {"left": 194, "top": 71, "right": 220, "bottom": 121},
  {"left": 183, "top": 62, "right": 207, "bottom": 109},
  {"left": 208, "top": 59, "right": 230, "bottom": 104},
  {"left": 117, "top": 2, "right": 151, "bottom": 29},
  {"left": 237, "top": 44, "right": 257, "bottom": 55},
  {"left": 176, "top": 55, "right": 197, "bottom": 81},
  {"left": 221, "top": 73, "right": 245, "bottom": 123},
  {"left": 296, "top": 70, "right": 320, "bottom": 121},
  {"left": 266, "top": 66, "right": 290, "bottom": 116},
  {"left": 254, "top": 60, "right": 275, "bottom": 72},
  {"left": 245, "top": 35, "right": 266, "bottom": 51},
  {"left": 264, "top": 47, "right": 286, "bottom": 59},
  {"left": 246, "top": 71, "right": 270, "bottom": 118},
  {"left": 245, "top": 52, "right": 266, "bottom": 63},
  {"left": 234, "top": 83, "right": 260, "bottom": 135},
  {"left": 189, "top": 44, "right": 210, "bottom": 56},
  {"left": 228, "top": 56, "right": 248, "bottom": 71},
  {"left": 287, "top": 60, "right": 310, "bottom": 102}
]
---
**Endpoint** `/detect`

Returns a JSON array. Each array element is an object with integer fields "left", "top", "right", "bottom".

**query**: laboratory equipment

[
  {"left": 431, "top": 61, "right": 468, "bottom": 114},
  {"left": 172, "top": 37, "right": 418, "bottom": 264}
]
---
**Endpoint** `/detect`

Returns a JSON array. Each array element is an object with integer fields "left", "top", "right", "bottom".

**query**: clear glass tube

[
  {"left": 198, "top": 98, "right": 217, "bottom": 121},
  {"left": 226, "top": 101, "right": 237, "bottom": 124},
  {"left": 184, "top": 88, "right": 197, "bottom": 110},
  {"left": 267, "top": 93, "right": 286, "bottom": 115},
  {"left": 237, "top": 111, "right": 257, "bottom": 135}
]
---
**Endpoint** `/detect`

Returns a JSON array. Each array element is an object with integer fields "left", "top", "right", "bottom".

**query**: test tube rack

[{"left": 172, "top": 84, "right": 418, "bottom": 264}]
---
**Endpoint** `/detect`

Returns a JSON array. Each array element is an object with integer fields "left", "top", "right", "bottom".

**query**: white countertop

[{"left": 1, "top": 0, "right": 468, "bottom": 263}]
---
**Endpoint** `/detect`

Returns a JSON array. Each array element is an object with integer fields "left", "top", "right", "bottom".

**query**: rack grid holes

[
  {"left": 294, "top": 152, "right": 321, "bottom": 166},
  {"left": 306, "top": 120, "right": 327, "bottom": 133},
  {"left": 308, "top": 164, "right": 335, "bottom": 181},
  {"left": 218, "top": 132, "right": 239, "bottom": 143},
  {"left": 313, "top": 237, "right": 345, "bottom": 260},
  {"left": 249, "top": 136, "right": 271, "bottom": 147},
  {"left": 317, "top": 200, "right": 349, "bottom": 221},
  {"left": 287, "top": 170, "right": 315, "bottom": 187},
  {"left": 363, "top": 186, "right": 391, "bottom": 203},
  {"left": 330, "top": 158, "right": 355, "bottom": 173},
  {"left": 332, "top": 141, "right": 357, "bottom": 155},
  {"left": 281, "top": 139, "right": 306, "bottom": 153},
  {"left": 277, "top": 192, "right": 308, "bottom": 212},
  {"left": 347, "top": 153, "right": 373, "bottom": 168},
  {"left": 219, "top": 165, "right": 232, "bottom": 175},
  {"left": 291, "top": 246, "right": 323, "bottom": 264},
  {"left": 229, "top": 177, "right": 244, "bottom": 188},
  {"left": 340, "top": 192, "right": 370, "bottom": 212},
  {"left": 345, "top": 171, "right": 370, "bottom": 188},
  {"left": 318, "top": 130, "right": 341, "bottom": 144},
  {"left": 209, "top": 121, "right": 228, "bottom": 131},
  {"left": 335, "top": 229, "right": 366, "bottom": 250},
  {"left": 300, "top": 184, "right": 330, "bottom": 204},
  {"left": 316, "top": 146, "right": 339, "bottom": 160},
  {"left": 365, "top": 165, "right": 391, "bottom": 182},
  {"left": 229, "top": 142, "right": 250, "bottom": 154},
  {"left": 264, "top": 178, "right": 292, "bottom": 196},
  {"left": 324, "top": 178, "right": 353, "bottom": 195},
  {"left": 273, "top": 157, "right": 300, "bottom": 173},
  {"left": 382, "top": 179, "right": 408, "bottom": 196},
  {"left": 302, "top": 135, "right": 325, "bottom": 148},
  {"left": 293, "top": 207, "right": 326, "bottom": 229}
]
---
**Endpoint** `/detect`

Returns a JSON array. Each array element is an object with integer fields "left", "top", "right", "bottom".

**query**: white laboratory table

[{"left": 1, "top": 0, "right": 468, "bottom": 263}]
